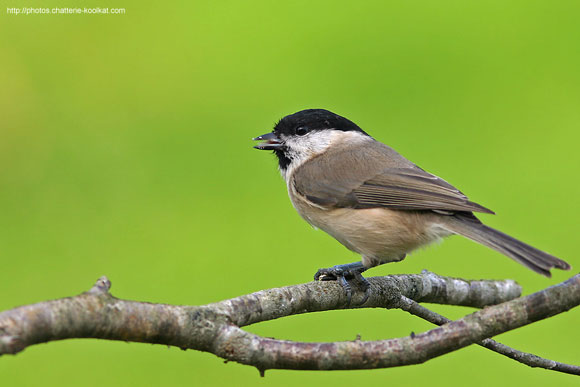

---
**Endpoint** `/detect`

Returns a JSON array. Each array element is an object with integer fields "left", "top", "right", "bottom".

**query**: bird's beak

[{"left": 252, "top": 132, "right": 283, "bottom": 150}]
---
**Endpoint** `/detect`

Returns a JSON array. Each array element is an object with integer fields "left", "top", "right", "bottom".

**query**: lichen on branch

[{"left": 0, "top": 272, "right": 578, "bottom": 375}]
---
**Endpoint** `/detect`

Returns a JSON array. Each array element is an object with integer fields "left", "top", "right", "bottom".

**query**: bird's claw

[{"left": 314, "top": 263, "right": 370, "bottom": 306}]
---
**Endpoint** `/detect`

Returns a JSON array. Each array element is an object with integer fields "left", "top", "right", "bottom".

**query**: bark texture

[{"left": 0, "top": 272, "right": 578, "bottom": 375}]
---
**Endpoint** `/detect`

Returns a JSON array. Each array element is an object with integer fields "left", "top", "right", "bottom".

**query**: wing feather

[{"left": 291, "top": 140, "right": 494, "bottom": 214}]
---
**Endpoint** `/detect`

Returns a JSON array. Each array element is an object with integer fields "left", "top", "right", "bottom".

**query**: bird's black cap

[
  {"left": 273, "top": 109, "right": 368, "bottom": 137},
  {"left": 253, "top": 109, "right": 369, "bottom": 171}
]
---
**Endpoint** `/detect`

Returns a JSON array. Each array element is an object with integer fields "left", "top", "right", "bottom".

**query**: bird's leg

[
  {"left": 314, "top": 262, "right": 370, "bottom": 306},
  {"left": 314, "top": 261, "right": 367, "bottom": 280}
]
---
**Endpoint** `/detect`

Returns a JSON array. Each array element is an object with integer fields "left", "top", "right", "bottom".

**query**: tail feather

[{"left": 444, "top": 214, "right": 571, "bottom": 277}]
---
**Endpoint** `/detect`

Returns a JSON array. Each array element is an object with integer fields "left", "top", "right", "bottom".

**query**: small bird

[{"left": 253, "top": 109, "right": 570, "bottom": 302}]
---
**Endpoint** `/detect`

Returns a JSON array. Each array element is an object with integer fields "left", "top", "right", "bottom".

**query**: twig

[
  {"left": 0, "top": 272, "right": 578, "bottom": 375},
  {"left": 399, "top": 295, "right": 580, "bottom": 375}
]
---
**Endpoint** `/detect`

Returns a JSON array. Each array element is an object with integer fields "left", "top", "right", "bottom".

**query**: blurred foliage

[{"left": 0, "top": 0, "right": 579, "bottom": 385}]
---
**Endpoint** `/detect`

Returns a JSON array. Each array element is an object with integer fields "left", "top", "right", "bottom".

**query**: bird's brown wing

[
  {"left": 352, "top": 167, "right": 494, "bottom": 214},
  {"left": 292, "top": 142, "right": 494, "bottom": 214}
]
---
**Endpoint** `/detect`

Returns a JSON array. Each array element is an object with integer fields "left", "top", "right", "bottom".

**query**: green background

[{"left": 1, "top": 1, "right": 579, "bottom": 385}]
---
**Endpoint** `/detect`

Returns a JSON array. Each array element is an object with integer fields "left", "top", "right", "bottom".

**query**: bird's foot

[{"left": 314, "top": 262, "right": 370, "bottom": 306}]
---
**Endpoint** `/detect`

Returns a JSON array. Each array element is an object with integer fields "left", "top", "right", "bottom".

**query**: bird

[{"left": 253, "top": 109, "right": 570, "bottom": 303}]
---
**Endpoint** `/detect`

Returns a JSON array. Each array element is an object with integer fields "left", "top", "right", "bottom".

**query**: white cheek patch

[
  {"left": 280, "top": 130, "right": 368, "bottom": 183},
  {"left": 284, "top": 131, "right": 336, "bottom": 157}
]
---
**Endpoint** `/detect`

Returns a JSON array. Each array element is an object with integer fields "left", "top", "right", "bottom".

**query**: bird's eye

[{"left": 296, "top": 126, "right": 308, "bottom": 136}]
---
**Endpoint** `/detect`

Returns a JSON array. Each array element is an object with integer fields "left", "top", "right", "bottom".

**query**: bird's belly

[{"left": 293, "top": 202, "right": 451, "bottom": 267}]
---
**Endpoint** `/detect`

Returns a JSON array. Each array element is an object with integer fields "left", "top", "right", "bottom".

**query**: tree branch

[
  {"left": 0, "top": 272, "right": 578, "bottom": 375},
  {"left": 399, "top": 295, "right": 580, "bottom": 375}
]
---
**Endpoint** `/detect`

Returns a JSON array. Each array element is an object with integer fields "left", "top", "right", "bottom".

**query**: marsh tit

[{"left": 253, "top": 109, "right": 570, "bottom": 302}]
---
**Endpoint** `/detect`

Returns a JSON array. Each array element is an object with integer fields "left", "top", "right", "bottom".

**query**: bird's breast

[{"left": 287, "top": 178, "right": 451, "bottom": 265}]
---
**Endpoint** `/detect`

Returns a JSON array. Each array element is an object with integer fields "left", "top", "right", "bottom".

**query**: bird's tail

[{"left": 443, "top": 214, "right": 571, "bottom": 277}]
